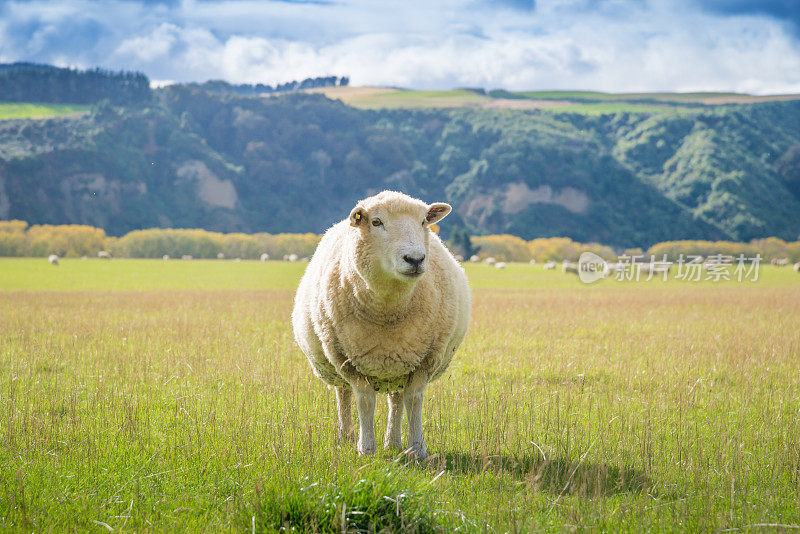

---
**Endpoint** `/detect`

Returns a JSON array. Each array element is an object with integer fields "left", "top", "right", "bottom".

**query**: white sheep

[
  {"left": 260, "top": 253, "right": 270, "bottom": 262},
  {"left": 543, "top": 261, "right": 557, "bottom": 270},
  {"left": 292, "top": 191, "right": 470, "bottom": 459},
  {"left": 484, "top": 256, "right": 496, "bottom": 265},
  {"left": 469, "top": 255, "right": 480, "bottom": 262},
  {"left": 529, "top": 259, "right": 536, "bottom": 264},
  {"left": 163, "top": 254, "right": 170, "bottom": 260},
  {"left": 182, "top": 255, "right": 193, "bottom": 260},
  {"left": 48, "top": 254, "right": 59, "bottom": 266},
  {"left": 794, "top": 262, "right": 800, "bottom": 273},
  {"left": 97, "top": 250, "right": 112, "bottom": 259},
  {"left": 217, "top": 252, "right": 225, "bottom": 259},
  {"left": 562, "top": 261, "right": 578, "bottom": 274},
  {"left": 494, "top": 262, "right": 507, "bottom": 269}
]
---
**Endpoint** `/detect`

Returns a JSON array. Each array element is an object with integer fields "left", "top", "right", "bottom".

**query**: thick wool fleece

[{"left": 292, "top": 194, "right": 470, "bottom": 394}]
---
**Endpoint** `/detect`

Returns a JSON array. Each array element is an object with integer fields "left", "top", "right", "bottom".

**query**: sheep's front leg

[
  {"left": 404, "top": 370, "right": 430, "bottom": 460},
  {"left": 335, "top": 359, "right": 376, "bottom": 455},
  {"left": 334, "top": 386, "right": 353, "bottom": 443},
  {"left": 404, "top": 390, "right": 427, "bottom": 459},
  {"left": 385, "top": 391, "right": 404, "bottom": 451},
  {"left": 354, "top": 386, "right": 376, "bottom": 454}
]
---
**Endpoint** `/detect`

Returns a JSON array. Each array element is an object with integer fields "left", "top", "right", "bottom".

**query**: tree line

[
  {"left": 2, "top": 220, "right": 798, "bottom": 263},
  {"left": 0, "top": 62, "right": 152, "bottom": 105},
  {"left": 180, "top": 76, "right": 349, "bottom": 96}
]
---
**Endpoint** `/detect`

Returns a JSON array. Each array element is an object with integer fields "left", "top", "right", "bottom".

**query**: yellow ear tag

[{"left": 355, "top": 213, "right": 361, "bottom": 221}]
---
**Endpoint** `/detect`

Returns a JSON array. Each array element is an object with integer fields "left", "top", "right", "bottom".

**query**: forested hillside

[{"left": 1, "top": 83, "right": 799, "bottom": 247}]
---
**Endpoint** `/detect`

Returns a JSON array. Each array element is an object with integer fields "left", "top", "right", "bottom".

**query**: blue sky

[{"left": 1, "top": 0, "right": 799, "bottom": 93}]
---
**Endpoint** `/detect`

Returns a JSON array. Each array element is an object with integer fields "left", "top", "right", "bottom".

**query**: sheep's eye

[
  {"left": 371, "top": 219, "right": 383, "bottom": 227},
  {"left": 422, "top": 220, "right": 426, "bottom": 226}
]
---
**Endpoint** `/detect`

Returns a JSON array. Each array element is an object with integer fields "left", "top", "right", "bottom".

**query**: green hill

[{"left": 1, "top": 86, "right": 799, "bottom": 247}]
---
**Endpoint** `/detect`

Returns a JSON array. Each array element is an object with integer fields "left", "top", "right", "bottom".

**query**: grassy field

[
  {"left": 310, "top": 87, "right": 800, "bottom": 113},
  {"left": 0, "top": 103, "right": 90, "bottom": 120},
  {"left": 312, "top": 88, "right": 492, "bottom": 109},
  {"left": 2, "top": 258, "right": 799, "bottom": 531},
  {"left": 512, "top": 91, "right": 800, "bottom": 105},
  {"left": 310, "top": 87, "right": 674, "bottom": 113}
]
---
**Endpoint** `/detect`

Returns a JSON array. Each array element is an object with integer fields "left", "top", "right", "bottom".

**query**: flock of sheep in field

[
  {"left": 45, "top": 247, "right": 800, "bottom": 275},
  {"left": 46, "top": 250, "right": 314, "bottom": 264}
]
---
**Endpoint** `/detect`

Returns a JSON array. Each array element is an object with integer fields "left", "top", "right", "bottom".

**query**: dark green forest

[
  {"left": 183, "top": 76, "right": 348, "bottom": 96},
  {"left": 1, "top": 72, "right": 800, "bottom": 248},
  {"left": 0, "top": 63, "right": 152, "bottom": 105}
]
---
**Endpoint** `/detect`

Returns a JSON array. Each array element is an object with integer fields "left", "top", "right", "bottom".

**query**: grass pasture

[
  {"left": 0, "top": 103, "right": 90, "bottom": 120},
  {"left": 312, "top": 88, "right": 492, "bottom": 109},
  {"left": 1, "top": 258, "right": 799, "bottom": 531},
  {"left": 310, "top": 87, "right": 800, "bottom": 114}
]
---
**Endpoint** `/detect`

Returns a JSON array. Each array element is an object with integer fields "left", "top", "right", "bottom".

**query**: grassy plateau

[
  {"left": 308, "top": 87, "right": 800, "bottom": 114},
  {"left": 1, "top": 258, "right": 799, "bottom": 532},
  {"left": 0, "top": 103, "right": 90, "bottom": 120}
]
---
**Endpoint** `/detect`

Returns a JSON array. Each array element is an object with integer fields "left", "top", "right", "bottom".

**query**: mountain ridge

[{"left": 1, "top": 85, "right": 799, "bottom": 247}]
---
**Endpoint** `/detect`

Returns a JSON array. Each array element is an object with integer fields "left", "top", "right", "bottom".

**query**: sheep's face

[{"left": 350, "top": 193, "right": 451, "bottom": 283}]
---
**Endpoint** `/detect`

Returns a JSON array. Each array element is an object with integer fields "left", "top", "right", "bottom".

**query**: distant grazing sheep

[
  {"left": 48, "top": 254, "right": 59, "bottom": 266},
  {"left": 217, "top": 252, "right": 225, "bottom": 259},
  {"left": 469, "top": 255, "right": 480, "bottom": 262},
  {"left": 639, "top": 261, "right": 672, "bottom": 275},
  {"left": 604, "top": 262, "right": 626, "bottom": 276},
  {"left": 495, "top": 262, "right": 507, "bottom": 269},
  {"left": 97, "top": 251, "right": 112, "bottom": 259},
  {"left": 292, "top": 190, "right": 470, "bottom": 459},
  {"left": 288, "top": 254, "right": 299, "bottom": 262},
  {"left": 234, "top": 257, "right": 242, "bottom": 262},
  {"left": 529, "top": 259, "right": 536, "bottom": 264},
  {"left": 182, "top": 255, "right": 193, "bottom": 261},
  {"left": 794, "top": 262, "right": 800, "bottom": 273},
  {"left": 562, "top": 261, "right": 578, "bottom": 274},
  {"left": 260, "top": 253, "right": 270, "bottom": 262},
  {"left": 483, "top": 257, "right": 496, "bottom": 265},
  {"left": 300, "top": 256, "right": 310, "bottom": 262},
  {"left": 772, "top": 258, "right": 790, "bottom": 266},
  {"left": 543, "top": 261, "right": 557, "bottom": 270},
  {"left": 163, "top": 255, "right": 170, "bottom": 260}
]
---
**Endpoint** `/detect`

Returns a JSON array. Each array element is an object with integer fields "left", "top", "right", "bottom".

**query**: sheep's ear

[
  {"left": 426, "top": 202, "right": 451, "bottom": 224},
  {"left": 349, "top": 205, "right": 366, "bottom": 227}
]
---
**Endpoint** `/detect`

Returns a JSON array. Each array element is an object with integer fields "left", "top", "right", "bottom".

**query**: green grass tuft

[{"left": 246, "top": 465, "right": 442, "bottom": 533}]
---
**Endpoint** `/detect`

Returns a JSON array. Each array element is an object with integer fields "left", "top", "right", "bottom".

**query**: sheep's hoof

[
  {"left": 405, "top": 446, "right": 428, "bottom": 461},
  {"left": 338, "top": 429, "right": 356, "bottom": 444},
  {"left": 358, "top": 439, "right": 376, "bottom": 455},
  {"left": 384, "top": 440, "right": 404, "bottom": 452}
]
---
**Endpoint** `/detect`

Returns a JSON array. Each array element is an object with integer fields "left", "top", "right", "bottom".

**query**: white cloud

[{"left": 2, "top": 0, "right": 800, "bottom": 93}]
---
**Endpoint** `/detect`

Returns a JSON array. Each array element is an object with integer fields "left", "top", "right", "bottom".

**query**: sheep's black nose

[{"left": 403, "top": 254, "right": 425, "bottom": 269}]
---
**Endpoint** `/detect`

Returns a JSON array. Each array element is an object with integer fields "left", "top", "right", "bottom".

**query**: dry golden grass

[{"left": 1, "top": 260, "right": 799, "bottom": 531}]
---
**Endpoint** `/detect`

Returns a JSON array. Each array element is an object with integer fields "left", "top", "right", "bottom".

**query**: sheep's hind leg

[
  {"left": 384, "top": 391, "right": 404, "bottom": 451},
  {"left": 334, "top": 386, "right": 353, "bottom": 443}
]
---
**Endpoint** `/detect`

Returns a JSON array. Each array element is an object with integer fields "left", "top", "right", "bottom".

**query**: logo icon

[{"left": 578, "top": 252, "right": 607, "bottom": 284}]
